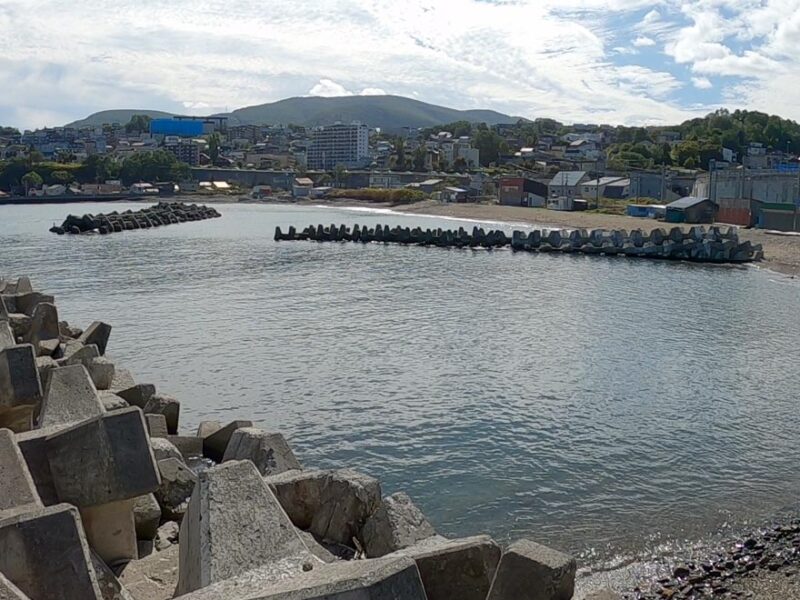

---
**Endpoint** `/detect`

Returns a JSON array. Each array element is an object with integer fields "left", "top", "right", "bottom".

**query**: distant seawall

[{"left": 276, "top": 223, "right": 764, "bottom": 264}]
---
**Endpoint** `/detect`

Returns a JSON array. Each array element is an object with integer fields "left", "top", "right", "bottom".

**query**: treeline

[{"left": 0, "top": 150, "right": 190, "bottom": 192}]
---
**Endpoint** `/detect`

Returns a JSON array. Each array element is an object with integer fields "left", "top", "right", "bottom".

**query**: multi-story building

[
  {"left": 306, "top": 122, "right": 370, "bottom": 170},
  {"left": 164, "top": 137, "right": 204, "bottom": 166}
]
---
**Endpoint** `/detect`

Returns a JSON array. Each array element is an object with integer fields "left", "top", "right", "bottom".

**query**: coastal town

[{"left": 1, "top": 109, "right": 799, "bottom": 234}]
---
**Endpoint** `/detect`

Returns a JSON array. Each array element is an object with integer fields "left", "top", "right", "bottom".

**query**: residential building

[
  {"left": 370, "top": 172, "right": 403, "bottom": 189},
  {"left": 442, "top": 187, "right": 468, "bottom": 203},
  {"left": 548, "top": 171, "right": 589, "bottom": 200},
  {"left": 565, "top": 139, "right": 601, "bottom": 161},
  {"left": 164, "top": 137, "right": 204, "bottom": 166},
  {"left": 292, "top": 177, "right": 314, "bottom": 198},
  {"left": 498, "top": 177, "right": 549, "bottom": 207},
  {"left": 307, "top": 122, "right": 370, "bottom": 170},
  {"left": 580, "top": 177, "right": 629, "bottom": 200}
]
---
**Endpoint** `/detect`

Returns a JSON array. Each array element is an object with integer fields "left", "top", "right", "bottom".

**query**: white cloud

[
  {"left": 360, "top": 88, "right": 387, "bottom": 96},
  {"left": 308, "top": 79, "right": 354, "bottom": 97},
  {"left": 1, "top": 0, "right": 799, "bottom": 129},
  {"left": 692, "top": 76, "right": 713, "bottom": 89}
]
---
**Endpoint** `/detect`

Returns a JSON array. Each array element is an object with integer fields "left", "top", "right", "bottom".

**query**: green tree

[
  {"left": 207, "top": 132, "right": 221, "bottom": 163},
  {"left": 412, "top": 147, "right": 426, "bottom": 172},
  {"left": 119, "top": 150, "right": 189, "bottom": 185},
  {"left": 125, "top": 114, "right": 153, "bottom": 134},
  {"left": 50, "top": 170, "right": 71, "bottom": 184},
  {"left": 394, "top": 138, "right": 406, "bottom": 170},
  {"left": 333, "top": 164, "right": 347, "bottom": 188},
  {"left": 78, "top": 154, "right": 119, "bottom": 183},
  {"left": 473, "top": 128, "right": 507, "bottom": 167},
  {"left": 21, "top": 171, "right": 43, "bottom": 194}
]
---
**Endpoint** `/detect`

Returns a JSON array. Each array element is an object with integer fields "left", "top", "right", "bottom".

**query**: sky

[{"left": 1, "top": 0, "right": 799, "bottom": 130}]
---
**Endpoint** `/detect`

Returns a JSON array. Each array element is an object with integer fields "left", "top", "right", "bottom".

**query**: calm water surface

[{"left": 2, "top": 200, "right": 800, "bottom": 568}]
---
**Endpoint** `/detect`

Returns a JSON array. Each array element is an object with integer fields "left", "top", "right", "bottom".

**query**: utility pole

[{"left": 595, "top": 158, "right": 600, "bottom": 210}]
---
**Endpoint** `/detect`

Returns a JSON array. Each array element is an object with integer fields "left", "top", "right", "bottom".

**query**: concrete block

[
  {"left": 202, "top": 419, "right": 252, "bottom": 461},
  {"left": 151, "top": 437, "right": 184, "bottom": 462},
  {"left": 297, "top": 530, "right": 337, "bottom": 563},
  {"left": 0, "top": 429, "right": 41, "bottom": 517},
  {"left": 168, "top": 435, "right": 203, "bottom": 459},
  {"left": 118, "top": 544, "right": 179, "bottom": 600},
  {"left": 116, "top": 383, "right": 155, "bottom": 408},
  {"left": 138, "top": 539, "right": 155, "bottom": 559},
  {"left": 154, "top": 458, "right": 197, "bottom": 521},
  {"left": 143, "top": 394, "right": 180, "bottom": 434},
  {"left": 23, "top": 302, "right": 59, "bottom": 357},
  {"left": 15, "top": 292, "right": 55, "bottom": 317},
  {"left": 155, "top": 521, "right": 179, "bottom": 551},
  {"left": 389, "top": 535, "right": 501, "bottom": 600},
  {"left": 0, "top": 572, "right": 30, "bottom": 600},
  {"left": 0, "top": 321, "right": 15, "bottom": 350},
  {"left": 176, "top": 460, "right": 318, "bottom": 595},
  {"left": 0, "top": 294, "right": 8, "bottom": 318},
  {"left": 362, "top": 492, "right": 436, "bottom": 557},
  {"left": 109, "top": 369, "right": 136, "bottom": 394},
  {"left": 100, "top": 391, "right": 129, "bottom": 412},
  {"left": 486, "top": 538, "right": 576, "bottom": 600},
  {"left": 171, "top": 556, "right": 426, "bottom": 600},
  {"left": 267, "top": 468, "right": 380, "bottom": 546},
  {"left": 5, "top": 314, "right": 31, "bottom": 341},
  {"left": 0, "top": 503, "right": 103, "bottom": 599},
  {"left": 146, "top": 413, "right": 169, "bottom": 437},
  {"left": 35, "top": 355, "right": 57, "bottom": 390},
  {"left": 14, "top": 277, "right": 33, "bottom": 295},
  {"left": 133, "top": 493, "right": 161, "bottom": 540},
  {"left": 62, "top": 341, "right": 100, "bottom": 365},
  {"left": 80, "top": 498, "right": 138, "bottom": 566},
  {"left": 222, "top": 427, "right": 302, "bottom": 476},
  {"left": 45, "top": 407, "right": 160, "bottom": 507},
  {"left": 88, "top": 357, "right": 116, "bottom": 390},
  {"left": 14, "top": 425, "right": 66, "bottom": 505},
  {"left": 79, "top": 321, "right": 112, "bottom": 355},
  {"left": 89, "top": 549, "right": 136, "bottom": 600},
  {"left": 0, "top": 344, "right": 42, "bottom": 432},
  {"left": 38, "top": 364, "right": 104, "bottom": 428},
  {"left": 196, "top": 420, "right": 221, "bottom": 439}
]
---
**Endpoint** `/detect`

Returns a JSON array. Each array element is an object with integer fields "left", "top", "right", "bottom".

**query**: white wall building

[{"left": 307, "top": 122, "right": 370, "bottom": 170}]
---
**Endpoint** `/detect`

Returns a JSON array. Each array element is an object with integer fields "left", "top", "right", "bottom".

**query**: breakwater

[
  {"left": 274, "top": 223, "right": 764, "bottom": 264},
  {"left": 0, "top": 275, "right": 580, "bottom": 600},
  {"left": 48, "top": 201, "right": 221, "bottom": 235}
]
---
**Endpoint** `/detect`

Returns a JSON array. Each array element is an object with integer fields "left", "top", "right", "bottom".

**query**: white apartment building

[{"left": 307, "top": 122, "right": 370, "bottom": 170}]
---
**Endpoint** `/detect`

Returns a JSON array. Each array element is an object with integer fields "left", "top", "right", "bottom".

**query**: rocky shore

[
  {"left": 48, "top": 202, "right": 221, "bottom": 235},
  {"left": 0, "top": 275, "right": 579, "bottom": 599}
]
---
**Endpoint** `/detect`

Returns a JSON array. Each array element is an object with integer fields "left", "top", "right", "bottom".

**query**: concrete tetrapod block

[
  {"left": 196, "top": 420, "right": 221, "bottom": 439},
  {"left": 387, "top": 535, "right": 501, "bottom": 600},
  {"left": 108, "top": 369, "right": 137, "bottom": 394},
  {"left": 100, "top": 391, "right": 129, "bottom": 412},
  {"left": 222, "top": 427, "right": 302, "bottom": 476},
  {"left": 362, "top": 492, "right": 437, "bottom": 557},
  {"left": 266, "top": 468, "right": 381, "bottom": 546},
  {"left": 0, "top": 429, "right": 41, "bottom": 517},
  {"left": 116, "top": 383, "right": 156, "bottom": 408},
  {"left": 45, "top": 407, "right": 161, "bottom": 507},
  {"left": 0, "top": 321, "right": 15, "bottom": 351},
  {"left": 38, "top": 364, "right": 104, "bottom": 428},
  {"left": 133, "top": 493, "right": 162, "bottom": 540},
  {"left": 0, "top": 572, "right": 30, "bottom": 600},
  {"left": 119, "top": 544, "right": 179, "bottom": 600},
  {"left": 0, "top": 503, "right": 104, "bottom": 600},
  {"left": 79, "top": 321, "right": 112, "bottom": 355},
  {"left": 89, "top": 550, "right": 136, "bottom": 600},
  {"left": 0, "top": 344, "right": 42, "bottom": 432},
  {"left": 80, "top": 498, "right": 138, "bottom": 566},
  {"left": 146, "top": 413, "right": 169, "bottom": 438},
  {"left": 171, "top": 556, "right": 427, "bottom": 600},
  {"left": 151, "top": 437, "right": 184, "bottom": 462},
  {"left": 143, "top": 394, "right": 180, "bottom": 434},
  {"left": 14, "top": 425, "right": 66, "bottom": 505},
  {"left": 167, "top": 435, "right": 204, "bottom": 459},
  {"left": 202, "top": 419, "right": 252, "bottom": 462},
  {"left": 22, "top": 302, "right": 59, "bottom": 357},
  {"left": 486, "top": 538, "right": 576, "bottom": 600},
  {"left": 154, "top": 458, "right": 197, "bottom": 521},
  {"left": 176, "top": 460, "right": 319, "bottom": 595}
]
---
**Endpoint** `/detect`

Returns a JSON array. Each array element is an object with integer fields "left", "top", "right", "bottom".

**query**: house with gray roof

[{"left": 548, "top": 171, "right": 589, "bottom": 200}]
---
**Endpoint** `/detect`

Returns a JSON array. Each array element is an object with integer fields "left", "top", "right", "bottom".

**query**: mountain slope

[
  {"left": 66, "top": 109, "right": 175, "bottom": 128},
  {"left": 226, "top": 95, "right": 520, "bottom": 130}
]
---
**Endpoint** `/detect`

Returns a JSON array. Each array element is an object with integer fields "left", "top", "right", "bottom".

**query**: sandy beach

[{"left": 304, "top": 198, "right": 800, "bottom": 278}]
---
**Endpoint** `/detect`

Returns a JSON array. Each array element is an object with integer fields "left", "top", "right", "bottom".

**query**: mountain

[
  {"left": 65, "top": 96, "right": 521, "bottom": 131},
  {"left": 224, "top": 95, "right": 521, "bottom": 131},
  {"left": 66, "top": 109, "right": 175, "bottom": 128}
]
